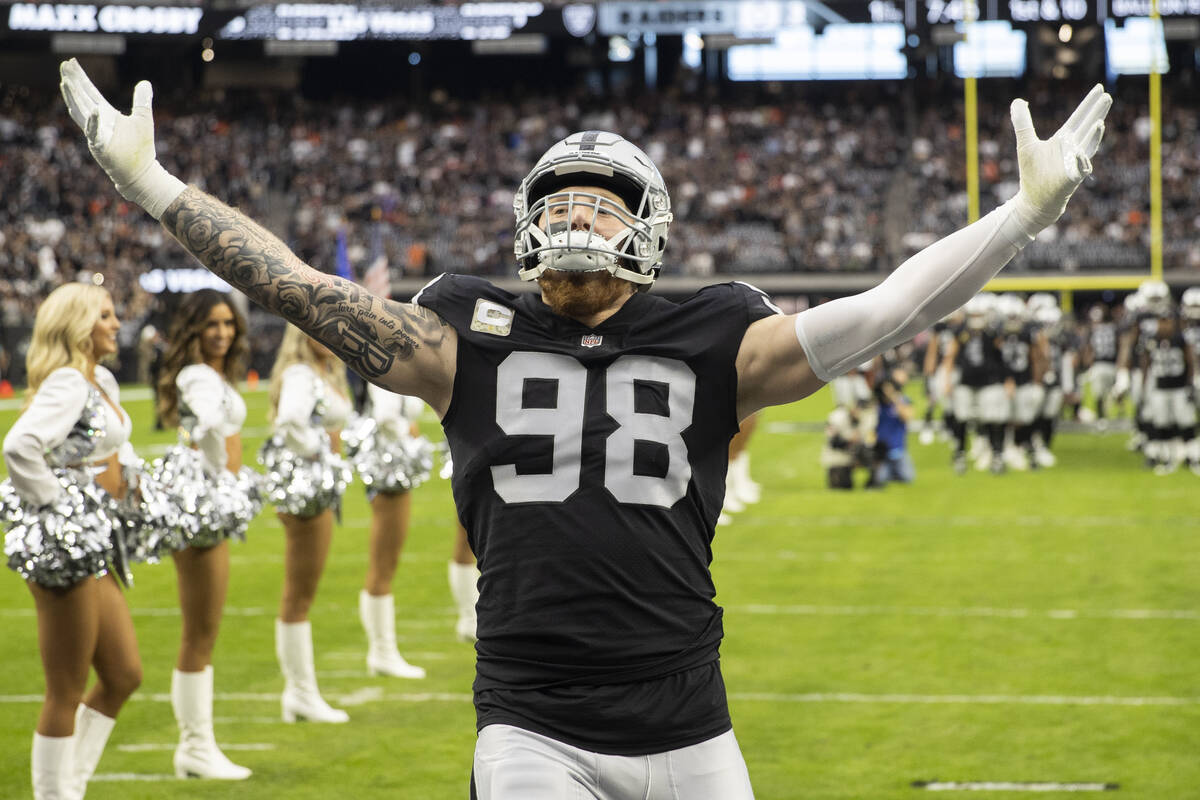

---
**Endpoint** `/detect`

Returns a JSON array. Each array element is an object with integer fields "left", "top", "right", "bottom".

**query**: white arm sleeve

[
  {"left": 2, "top": 369, "right": 90, "bottom": 506},
  {"left": 275, "top": 364, "right": 322, "bottom": 457},
  {"left": 178, "top": 364, "right": 229, "bottom": 473},
  {"left": 794, "top": 198, "right": 1036, "bottom": 382}
]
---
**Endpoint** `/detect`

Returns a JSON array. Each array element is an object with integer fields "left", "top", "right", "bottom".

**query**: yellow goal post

[{"left": 959, "top": 0, "right": 1166, "bottom": 313}]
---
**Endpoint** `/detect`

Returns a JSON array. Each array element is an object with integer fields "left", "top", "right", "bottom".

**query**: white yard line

[
  {"left": 730, "top": 692, "right": 1200, "bottom": 706},
  {"left": 733, "top": 604, "right": 1200, "bottom": 620},
  {"left": 1, "top": 607, "right": 456, "bottom": 622},
  {"left": 5, "top": 603, "right": 1192, "bottom": 622},
  {"left": 2, "top": 691, "right": 1192, "bottom": 706},
  {"left": 90, "top": 773, "right": 179, "bottom": 782},
  {"left": 730, "top": 514, "right": 1200, "bottom": 529},
  {"left": 118, "top": 743, "right": 276, "bottom": 752},
  {"left": 914, "top": 780, "right": 1117, "bottom": 792}
]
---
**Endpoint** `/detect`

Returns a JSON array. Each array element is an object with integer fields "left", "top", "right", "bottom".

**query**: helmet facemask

[
  {"left": 516, "top": 189, "right": 657, "bottom": 286},
  {"left": 515, "top": 131, "right": 672, "bottom": 290}
]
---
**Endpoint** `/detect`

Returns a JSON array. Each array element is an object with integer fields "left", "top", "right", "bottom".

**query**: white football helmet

[
  {"left": 999, "top": 293, "right": 1027, "bottom": 321},
  {"left": 514, "top": 131, "right": 672, "bottom": 288},
  {"left": 1181, "top": 287, "right": 1200, "bottom": 321},
  {"left": 965, "top": 292, "right": 995, "bottom": 329},
  {"left": 1027, "top": 292, "right": 1057, "bottom": 313},
  {"left": 1137, "top": 280, "right": 1173, "bottom": 316},
  {"left": 1034, "top": 305, "right": 1062, "bottom": 327}
]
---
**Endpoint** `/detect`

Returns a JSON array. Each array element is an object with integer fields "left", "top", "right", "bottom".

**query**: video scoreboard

[{"left": 0, "top": 0, "right": 1192, "bottom": 79}]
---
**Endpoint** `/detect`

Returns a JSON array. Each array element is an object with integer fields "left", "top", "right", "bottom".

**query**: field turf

[{"left": 0, "top": 384, "right": 1196, "bottom": 798}]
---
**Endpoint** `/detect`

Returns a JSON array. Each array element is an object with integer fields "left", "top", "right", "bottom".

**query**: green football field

[{"left": 1, "top": 385, "right": 1196, "bottom": 799}]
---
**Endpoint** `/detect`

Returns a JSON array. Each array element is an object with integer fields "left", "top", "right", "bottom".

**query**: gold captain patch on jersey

[
  {"left": 471, "top": 299, "right": 514, "bottom": 336},
  {"left": 580, "top": 334, "right": 603, "bottom": 348}
]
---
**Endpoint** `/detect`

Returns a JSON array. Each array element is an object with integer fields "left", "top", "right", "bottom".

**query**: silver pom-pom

[
  {"left": 137, "top": 447, "right": 264, "bottom": 557},
  {"left": 257, "top": 435, "right": 352, "bottom": 519},
  {"left": 342, "top": 415, "right": 435, "bottom": 498},
  {"left": 436, "top": 441, "right": 454, "bottom": 480},
  {"left": 117, "top": 456, "right": 185, "bottom": 565},
  {"left": 1, "top": 467, "right": 119, "bottom": 588}
]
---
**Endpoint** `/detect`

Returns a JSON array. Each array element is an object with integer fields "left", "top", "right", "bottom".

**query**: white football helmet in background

[
  {"left": 1180, "top": 287, "right": 1200, "bottom": 321},
  {"left": 965, "top": 292, "right": 995, "bottom": 329},
  {"left": 514, "top": 131, "right": 673, "bottom": 288},
  {"left": 1137, "top": 279, "right": 1173, "bottom": 316},
  {"left": 1026, "top": 292, "right": 1058, "bottom": 313}
]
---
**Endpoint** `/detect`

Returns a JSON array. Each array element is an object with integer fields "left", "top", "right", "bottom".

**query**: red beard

[{"left": 537, "top": 270, "right": 633, "bottom": 321}]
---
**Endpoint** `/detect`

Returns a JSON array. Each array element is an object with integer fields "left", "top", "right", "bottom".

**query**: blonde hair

[
  {"left": 267, "top": 325, "right": 350, "bottom": 422},
  {"left": 24, "top": 283, "right": 111, "bottom": 410}
]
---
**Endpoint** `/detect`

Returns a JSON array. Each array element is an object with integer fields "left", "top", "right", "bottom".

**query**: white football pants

[
  {"left": 953, "top": 384, "right": 1009, "bottom": 424},
  {"left": 473, "top": 724, "right": 755, "bottom": 800}
]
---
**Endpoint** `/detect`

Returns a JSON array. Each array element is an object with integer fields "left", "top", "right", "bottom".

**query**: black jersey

[
  {"left": 956, "top": 327, "right": 1003, "bottom": 387},
  {"left": 1148, "top": 332, "right": 1190, "bottom": 390},
  {"left": 1183, "top": 325, "right": 1200, "bottom": 361},
  {"left": 1000, "top": 322, "right": 1037, "bottom": 384},
  {"left": 415, "top": 274, "right": 778, "bottom": 754},
  {"left": 1089, "top": 322, "right": 1118, "bottom": 364},
  {"left": 1044, "top": 328, "right": 1066, "bottom": 388}
]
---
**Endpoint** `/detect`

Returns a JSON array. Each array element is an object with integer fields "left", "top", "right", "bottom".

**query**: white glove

[
  {"left": 59, "top": 58, "right": 185, "bottom": 220},
  {"left": 1113, "top": 367, "right": 1130, "bottom": 399},
  {"left": 1009, "top": 83, "right": 1112, "bottom": 234}
]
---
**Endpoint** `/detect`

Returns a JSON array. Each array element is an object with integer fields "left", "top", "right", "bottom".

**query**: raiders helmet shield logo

[
  {"left": 580, "top": 333, "right": 603, "bottom": 348},
  {"left": 470, "top": 299, "right": 515, "bottom": 336}
]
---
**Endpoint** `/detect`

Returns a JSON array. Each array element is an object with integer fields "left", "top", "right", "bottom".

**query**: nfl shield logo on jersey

[{"left": 580, "top": 334, "right": 603, "bottom": 348}]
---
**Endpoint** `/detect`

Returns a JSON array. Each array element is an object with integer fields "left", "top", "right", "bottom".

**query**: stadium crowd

[{"left": 0, "top": 77, "right": 1198, "bottom": 384}]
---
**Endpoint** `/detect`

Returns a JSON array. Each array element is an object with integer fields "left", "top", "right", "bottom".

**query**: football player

[
  {"left": 59, "top": 59, "right": 1110, "bottom": 799},
  {"left": 1114, "top": 291, "right": 1151, "bottom": 452},
  {"left": 1183, "top": 287, "right": 1200, "bottom": 406},
  {"left": 919, "top": 311, "right": 962, "bottom": 446},
  {"left": 1139, "top": 291, "right": 1197, "bottom": 474},
  {"left": 1032, "top": 303, "right": 1074, "bottom": 467},
  {"left": 998, "top": 294, "right": 1048, "bottom": 470},
  {"left": 941, "top": 293, "right": 1008, "bottom": 474},
  {"left": 1082, "top": 301, "right": 1119, "bottom": 423}
]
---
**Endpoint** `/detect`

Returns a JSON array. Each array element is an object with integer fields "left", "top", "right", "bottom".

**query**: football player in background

[
  {"left": 60, "top": 59, "right": 1110, "bottom": 799},
  {"left": 997, "top": 294, "right": 1048, "bottom": 471},
  {"left": 1082, "top": 301, "right": 1120, "bottom": 423},
  {"left": 942, "top": 294, "right": 1008, "bottom": 474},
  {"left": 1137, "top": 290, "right": 1197, "bottom": 474}
]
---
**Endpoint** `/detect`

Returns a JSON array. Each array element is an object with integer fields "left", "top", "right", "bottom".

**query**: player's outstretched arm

[
  {"left": 736, "top": 85, "right": 1111, "bottom": 419},
  {"left": 160, "top": 189, "right": 456, "bottom": 412},
  {"left": 58, "top": 59, "right": 455, "bottom": 413}
]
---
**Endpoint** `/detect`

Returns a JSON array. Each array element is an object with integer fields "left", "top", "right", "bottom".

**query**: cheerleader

[
  {"left": 449, "top": 519, "right": 479, "bottom": 643},
  {"left": 344, "top": 384, "right": 433, "bottom": 678},
  {"left": 1, "top": 284, "right": 142, "bottom": 799},
  {"left": 153, "top": 289, "right": 260, "bottom": 779},
  {"left": 260, "top": 325, "right": 353, "bottom": 723},
  {"left": 432, "top": 451, "right": 479, "bottom": 643}
]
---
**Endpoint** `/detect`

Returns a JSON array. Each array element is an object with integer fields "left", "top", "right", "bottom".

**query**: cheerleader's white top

[
  {"left": 3, "top": 366, "right": 132, "bottom": 506},
  {"left": 366, "top": 382, "right": 424, "bottom": 440},
  {"left": 176, "top": 363, "right": 247, "bottom": 474},
  {"left": 275, "top": 363, "right": 351, "bottom": 457}
]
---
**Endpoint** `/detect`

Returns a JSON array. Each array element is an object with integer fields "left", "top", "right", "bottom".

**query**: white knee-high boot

[
  {"left": 69, "top": 704, "right": 114, "bottom": 799},
  {"left": 729, "top": 452, "right": 762, "bottom": 505},
  {"left": 447, "top": 561, "right": 480, "bottom": 643},
  {"left": 32, "top": 733, "right": 74, "bottom": 800},
  {"left": 275, "top": 619, "right": 348, "bottom": 723},
  {"left": 358, "top": 591, "right": 425, "bottom": 679},
  {"left": 172, "top": 666, "right": 251, "bottom": 780}
]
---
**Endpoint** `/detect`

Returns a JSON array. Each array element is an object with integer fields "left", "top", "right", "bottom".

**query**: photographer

[{"left": 874, "top": 368, "right": 916, "bottom": 485}]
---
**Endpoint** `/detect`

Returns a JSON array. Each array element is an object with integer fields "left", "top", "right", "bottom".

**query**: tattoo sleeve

[{"left": 159, "top": 187, "right": 448, "bottom": 381}]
